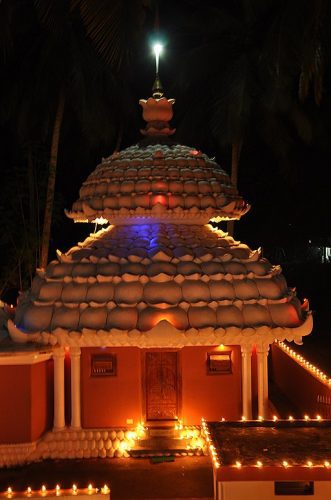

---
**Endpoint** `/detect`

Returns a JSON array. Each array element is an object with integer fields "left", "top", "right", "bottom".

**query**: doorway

[{"left": 145, "top": 351, "right": 179, "bottom": 421}]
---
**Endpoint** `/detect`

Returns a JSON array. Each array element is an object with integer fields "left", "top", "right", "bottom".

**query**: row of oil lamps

[
  {"left": 215, "top": 414, "right": 326, "bottom": 422},
  {"left": 240, "top": 414, "right": 325, "bottom": 421},
  {"left": 233, "top": 460, "right": 331, "bottom": 469},
  {"left": 201, "top": 418, "right": 220, "bottom": 469},
  {"left": 1, "top": 485, "right": 110, "bottom": 498},
  {"left": 201, "top": 418, "right": 330, "bottom": 470},
  {"left": 277, "top": 341, "right": 331, "bottom": 386}
]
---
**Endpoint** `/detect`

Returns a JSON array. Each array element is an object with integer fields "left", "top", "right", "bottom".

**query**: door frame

[{"left": 141, "top": 348, "right": 182, "bottom": 423}]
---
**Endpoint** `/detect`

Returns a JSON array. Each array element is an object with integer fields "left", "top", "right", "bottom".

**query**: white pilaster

[
  {"left": 53, "top": 347, "right": 65, "bottom": 430},
  {"left": 70, "top": 346, "right": 81, "bottom": 429},
  {"left": 241, "top": 345, "right": 253, "bottom": 419},
  {"left": 257, "top": 344, "right": 270, "bottom": 418}
]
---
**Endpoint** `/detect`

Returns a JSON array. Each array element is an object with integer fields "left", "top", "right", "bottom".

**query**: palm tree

[
  {"left": 17, "top": 0, "right": 148, "bottom": 269},
  {"left": 173, "top": 0, "right": 328, "bottom": 235},
  {"left": 172, "top": 1, "right": 277, "bottom": 234}
]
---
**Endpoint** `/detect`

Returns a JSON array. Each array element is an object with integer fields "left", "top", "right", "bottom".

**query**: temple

[{"left": 0, "top": 83, "right": 312, "bottom": 466}]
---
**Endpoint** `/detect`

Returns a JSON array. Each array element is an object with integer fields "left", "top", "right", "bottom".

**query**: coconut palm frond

[
  {"left": 33, "top": 0, "right": 70, "bottom": 38},
  {"left": 298, "top": 0, "right": 326, "bottom": 105},
  {"left": 74, "top": 0, "right": 146, "bottom": 71},
  {"left": 0, "top": 0, "right": 16, "bottom": 58},
  {"left": 290, "top": 105, "right": 312, "bottom": 144}
]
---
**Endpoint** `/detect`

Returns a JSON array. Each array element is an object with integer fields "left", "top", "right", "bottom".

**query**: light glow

[
  {"left": 153, "top": 43, "right": 163, "bottom": 74},
  {"left": 277, "top": 341, "right": 331, "bottom": 388},
  {"left": 1, "top": 484, "right": 114, "bottom": 498},
  {"left": 135, "top": 421, "right": 146, "bottom": 439},
  {"left": 200, "top": 418, "right": 331, "bottom": 472},
  {"left": 201, "top": 418, "right": 220, "bottom": 469},
  {"left": 119, "top": 441, "right": 129, "bottom": 452},
  {"left": 175, "top": 419, "right": 183, "bottom": 431},
  {"left": 101, "top": 485, "right": 110, "bottom": 495},
  {"left": 92, "top": 216, "right": 108, "bottom": 226}
]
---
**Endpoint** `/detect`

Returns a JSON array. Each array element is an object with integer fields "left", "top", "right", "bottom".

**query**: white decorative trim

[
  {"left": 256, "top": 345, "right": 270, "bottom": 418},
  {"left": 5, "top": 313, "right": 313, "bottom": 349},
  {"left": 0, "top": 351, "right": 52, "bottom": 365},
  {"left": 0, "top": 441, "right": 37, "bottom": 467},
  {"left": 67, "top": 211, "right": 221, "bottom": 225},
  {"left": 66, "top": 200, "right": 247, "bottom": 225},
  {"left": 52, "top": 313, "right": 312, "bottom": 348},
  {"left": 0, "top": 426, "right": 205, "bottom": 467},
  {"left": 70, "top": 347, "right": 81, "bottom": 429},
  {"left": 241, "top": 345, "right": 253, "bottom": 419},
  {"left": 7, "top": 319, "right": 58, "bottom": 345},
  {"left": 53, "top": 347, "right": 65, "bottom": 430}
]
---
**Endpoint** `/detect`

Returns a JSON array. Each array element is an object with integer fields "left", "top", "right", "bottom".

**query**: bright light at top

[
  {"left": 153, "top": 43, "right": 163, "bottom": 74},
  {"left": 153, "top": 43, "right": 163, "bottom": 58}
]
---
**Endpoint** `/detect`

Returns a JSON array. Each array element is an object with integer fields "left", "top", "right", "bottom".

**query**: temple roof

[
  {"left": 7, "top": 93, "right": 312, "bottom": 348},
  {"left": 66, "top": 144, "right": 249, "bottom": 225},
  {"left": 9, "top": 224, "right": 311, "bottom": 347}
]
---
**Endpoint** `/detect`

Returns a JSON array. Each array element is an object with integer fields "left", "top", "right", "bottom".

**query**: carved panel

[{"left": 146, "top": 352, "right": 178, "bottom": 420}]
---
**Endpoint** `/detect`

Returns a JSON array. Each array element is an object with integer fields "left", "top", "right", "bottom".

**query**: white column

[
  {"left": 257, "top": 344, "right": 270, "bottom": 418},
  {"left": 53, "top": 347, "right": 65, "bottom": 430},
  {"left": 241, "top": 345, "right": 252, "bottom": 419},
  {"left": 70, "top": 346, "right": 81, "bottom": 429}
]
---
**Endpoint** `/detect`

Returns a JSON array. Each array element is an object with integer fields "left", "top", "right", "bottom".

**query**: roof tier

[
  {"left": 11, "top": 224, "right": 311, "bottom": 347},
  {"left": 66, "top": 144, "right": 249, "bottom": 225}
]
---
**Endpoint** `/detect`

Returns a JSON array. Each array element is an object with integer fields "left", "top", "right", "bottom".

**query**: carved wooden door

[{"left": 146, "top": 352, "right": 178, "bottom": 420}]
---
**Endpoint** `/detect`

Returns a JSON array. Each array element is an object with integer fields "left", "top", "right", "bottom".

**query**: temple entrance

[{"left": 145, "top": 351, "right": 179, "bottom": 421}]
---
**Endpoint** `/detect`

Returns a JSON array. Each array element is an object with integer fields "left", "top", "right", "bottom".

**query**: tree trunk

[
  {"left": 39, "top": 88, "right": 65, "bottom": 270},
  {"left": 27, "top": 146, "right": 36, "bottom": 235},
  {"left": 113, "top": 119, "right": 123, "bottom": 153},
  {"left": 27, "top": 145, "right": 36, "bottom": 282},
  {"left": 227, "top": 141, "right": 242, "bottom": 237}
]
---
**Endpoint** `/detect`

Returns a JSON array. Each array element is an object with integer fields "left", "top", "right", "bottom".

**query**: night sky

[{"left": 0, "top": 0, "right": 330, "bottom": 307}]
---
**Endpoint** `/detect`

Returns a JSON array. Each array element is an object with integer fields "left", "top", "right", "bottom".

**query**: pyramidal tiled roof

[
  {"left": 66, "top": 144, "right": 249, "bottom": 225},
  {"left": 10, "top": 224, "right": 311, "bottom": 347},
  {"left": 8, "top": 95, "right": 312, "bottom": 347}
]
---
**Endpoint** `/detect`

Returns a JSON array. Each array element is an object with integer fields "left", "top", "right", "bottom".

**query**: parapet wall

[{"left": 270, "top": 343, "right": 330, "bottom": 417}]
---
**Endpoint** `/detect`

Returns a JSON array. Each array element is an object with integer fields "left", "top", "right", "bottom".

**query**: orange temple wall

[
  {"left": 0, "top": 345, "right": 243, "bottom": 443},
  {"left": 81, "top": 347, "right": 143, "bottom": 428},
  {"left": 0, "top": 360, "right": 53, "bottom": 444},
  {"left": 80, "top": 345, "right": 242, "bottom": 427},
  {"left": 181, "top": 345, "right": 242, "bottom": 424}
]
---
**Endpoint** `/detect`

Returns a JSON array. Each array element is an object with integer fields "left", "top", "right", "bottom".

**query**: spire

[
  {"left": 139, "top": 41, "right": 175, "bottom": 137},
  {"left": 152, "top": 73, "right": 163, "bottom": 99},
  {"left": 152, "top": 43, "right": 164, "bottom": 98}
]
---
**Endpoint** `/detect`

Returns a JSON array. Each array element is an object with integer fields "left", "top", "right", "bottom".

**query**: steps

[{"left": 130, "top": 426, "right": 202, "bottom": 458}]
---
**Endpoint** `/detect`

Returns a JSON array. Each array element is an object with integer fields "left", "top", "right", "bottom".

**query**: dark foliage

[{"left": 0, "top": 0, "right": 330, "bottom": 300}]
